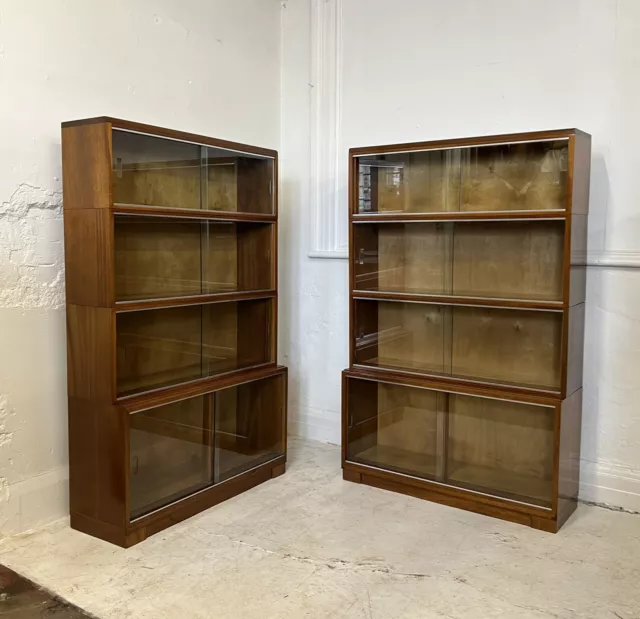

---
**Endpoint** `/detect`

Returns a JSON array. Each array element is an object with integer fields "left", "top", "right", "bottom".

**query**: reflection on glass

[
  {"left": 345, "top": 377, "right": 555, "bottom": 508},
  {"left": 115, "top": 216, "right": 273, "bottom": 301},
  {"left": 130, "top": 396, "right": 212, "bottom": 519},
  {"left": 214, "top": 374, "right": 285, "bottom": 483},
  {"left": 353, "top": 300, "right": 562, "bottom": 391},
  {"left": 356, "top": 140, "right": 568, "bottom": 214},
  {"left": 353, "top": 221, "right": 564, "bottom": 301},
  {"left": 116, "top": 300, "right": 273, "bottom": 396},
  {"left": 447, "top": 394, "right": 554, "bottom": 508},
  {"left": 346, "top": 379, "right": 439, "bottom": 480},
  {"left": 112, "top": 130, "right": 274, "bottom": 214},
  {"left": 461, "top": 142, "right": 568, "bottom": 212}
]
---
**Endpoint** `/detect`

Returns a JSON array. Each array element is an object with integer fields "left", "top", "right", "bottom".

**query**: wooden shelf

[
  {"left": 116, "top": 290, "right": 277, "bottom": 313},
  {"left": 114, "top": 204, "right": 276, "bottom": 222},
  {"left": 352, "top": 290, "right": 564, "bottom": 311},
  {"left": 352, "top": 210, "right": 567, "bottom": 223}
]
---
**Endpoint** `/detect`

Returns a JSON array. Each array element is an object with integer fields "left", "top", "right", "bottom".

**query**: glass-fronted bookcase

[
  {"left": 342, "top": 130, "right": 590, "bottom": 532},
  {"left": 62, "top": 118, "right": 286, "bottom": 547}
]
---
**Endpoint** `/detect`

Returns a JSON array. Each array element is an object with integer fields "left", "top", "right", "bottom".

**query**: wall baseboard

[
  {"left": 0, "top": 467, "right": 68, "bottom": 539},
  {"left": 288, "top": 418, "right": 640, "bottom": 514},
  {"left": 289, "top": 404, "right": 341, "bottom": 445},
  {"left": 579, "top": 459, "right": 640, "bottom": 512}
]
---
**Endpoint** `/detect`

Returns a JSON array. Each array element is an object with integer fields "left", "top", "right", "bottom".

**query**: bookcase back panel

[
  {"left": 115, "top": 216, "right": 273, "bottom": 301},
  {"left": 355, "top": 139, "right": 568, "bottom": 214},
  {"left": 116, "top": 300, "right": 273, "bottom": 397},
  {"left": 112, "top": 130, "right": 274, "bottom": 214},
  {"left": 353, "top": 300, "right": 563, "bottom": 391},
  {"left": 353, "top": 220, "right": 564, "bottom": 301},
  {"left": 447, "top": 393, "right": 555, "bottom": 508},
  {"left": 450, "top": 307, "right": 563, "bottom": 391}
]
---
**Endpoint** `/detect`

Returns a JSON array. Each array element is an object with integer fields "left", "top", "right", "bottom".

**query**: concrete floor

[{"left": 0, "top": 438, "right": 639, "bottom": 619}]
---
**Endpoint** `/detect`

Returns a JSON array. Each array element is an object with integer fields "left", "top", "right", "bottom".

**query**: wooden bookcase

[
  {"left": 342, "top": 129, "right": 590, "bottom": 532},
  {"left": 62, "top": 117, "right": 287, "bottom": 547}
]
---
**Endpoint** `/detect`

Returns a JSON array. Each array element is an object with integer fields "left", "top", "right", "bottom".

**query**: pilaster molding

[{"left": 308, "top": 0, "right": 348, "bottom": 259}]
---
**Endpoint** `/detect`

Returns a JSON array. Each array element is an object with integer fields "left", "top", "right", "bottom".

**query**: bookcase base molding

[
  {"left": 71, "top": 457, "right": 286, "bottom": 548},
  {"left": 342, "top": 466, "right": 572, "bottom": 534}
]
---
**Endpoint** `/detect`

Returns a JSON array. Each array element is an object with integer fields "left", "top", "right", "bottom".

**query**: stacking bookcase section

[
  {"left": 62, "top": 117, "right": 286, "bottom": 547},
  {"left": 343, "top": 129, "right": 590, "bottom": 532}
]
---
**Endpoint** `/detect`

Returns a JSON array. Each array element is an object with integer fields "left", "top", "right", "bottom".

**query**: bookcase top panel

[
  {"left": 62, "top": 116, "right": 277, "bottom": 159},
  {"left": 349, "top": 128, "right": 587, "bottom": 157}
]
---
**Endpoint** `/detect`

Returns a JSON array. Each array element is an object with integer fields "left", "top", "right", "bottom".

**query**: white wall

[
  {"left": 0, "top": 0, "right": 281, "bottom": 537},
  {"left": 281, "top": 0, "right": 640, "bottom": 510}
]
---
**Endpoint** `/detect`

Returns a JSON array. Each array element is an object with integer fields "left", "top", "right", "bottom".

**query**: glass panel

[
  {"left": 128, "top": 372, "right": 285, "bottom": 519},
  {"left": 346, "top": 379, "right": 439, "bottom": 480},
  {"left": 115, "top": 216, "right": 273, "bottom": 301},
  {"left": 357, "top": 150, "right": 461, "bottom": 214},
  {"left": 356, "top": 139, "right": 568, "bottom": 214},
  {"left": 354, "top": 300, "right": 448, "bottom": 375},
  {"left": 116, "top": 299, "right": 273, "bottom": 396},
  {"left": 353, "top": 221, "right": 564, "bottom": 301},
  {"left": 353, "top": 300, "right": 562, "bottom": 391},
  {"left": 112, "top": 131, "right": 201, "bottom": 210},
  {"left": 461, "top": 141, "right": 568, "bottom": 212},
  {"left": 112, "top": 130, "right": 274, "bottom": 214},
  {"left": 214, "top": 373, "right": 285, "bottom": 483},
  {"left": 345, "top": 377, "right": 555, "bottom": 508},
  {"left": 205, "top": 146, "right": 274, "bottom": 214},
  {"left": 130, "top": 395, "right": 212, "bottom": 519},
  {"left": 447, "top": 394, "right": 554, "bottom": 508}
]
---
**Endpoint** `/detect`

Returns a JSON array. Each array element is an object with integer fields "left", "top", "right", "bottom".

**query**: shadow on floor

[{"left": 0, "top": 565, "right": 94, "bottom": 618}]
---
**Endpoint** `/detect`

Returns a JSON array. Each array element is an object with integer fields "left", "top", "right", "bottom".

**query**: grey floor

[{"left": 0, "top": 438, "right": 638, "bottom": 619}]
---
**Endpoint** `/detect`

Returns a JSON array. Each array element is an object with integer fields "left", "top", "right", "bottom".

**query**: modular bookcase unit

[
  {"left": 342, "top": 129, "right": 590, "bottom": 532},
  {"left": 62, "top": 117, "right": 287, "bottom": 547}
]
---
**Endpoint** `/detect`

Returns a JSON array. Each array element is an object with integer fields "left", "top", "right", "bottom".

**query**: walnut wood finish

[
  {"left": 62, "top": 118, "right": 286, "bottom": 547},
  {"left": 343, "top": 130, "right": 591, "bottom": 532}
]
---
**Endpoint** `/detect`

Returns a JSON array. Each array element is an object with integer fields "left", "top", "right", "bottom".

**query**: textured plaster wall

[
  {"left": 281, "top": 0, "right": 640, "bottom": 510},
  {"left": 0, "top": 0, "right": 281, "bottom": 537}
]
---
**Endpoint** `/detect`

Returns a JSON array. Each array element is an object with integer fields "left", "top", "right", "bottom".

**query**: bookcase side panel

[
  {"left": 61, "top": 122, "right": 112, "bottom": 210},
  {"left": 557, "top": 389, "right": 582, "bottom": 527},
  {"left": 69, "top": 398, "right": 127, "bottom": 531}
]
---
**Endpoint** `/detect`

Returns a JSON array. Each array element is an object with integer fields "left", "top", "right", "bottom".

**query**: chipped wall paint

[
  {"left": 0, "top": 0, "right": 281, "bottom": 537},
  {"left": 0, "top": 185, "right": 64, "bottom": 310},
  {"left": 281, "top": 0, "right": 640, "bottom": 511}
]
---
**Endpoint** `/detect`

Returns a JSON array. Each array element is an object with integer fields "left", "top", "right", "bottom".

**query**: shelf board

[
  {"left": 351, "top": 210, "right": 567, "bottom": 223},
  {"left": 115, "top": 290, "right": 277, "bottom": 313},
  {"left": 352, "top": 290, "right": 565, "bottom": 311},
  {"left": 351, "top": 363, "right": 562, "bottom": 398},
  {"left": 113, "top": 203, "right": 276, "bottom": 223},
  {"left": 120, "top": 364, "right": 286, "bottom": 413},
  {"left": 343, "top": 367, "right": 560, "bottom": 406}
]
